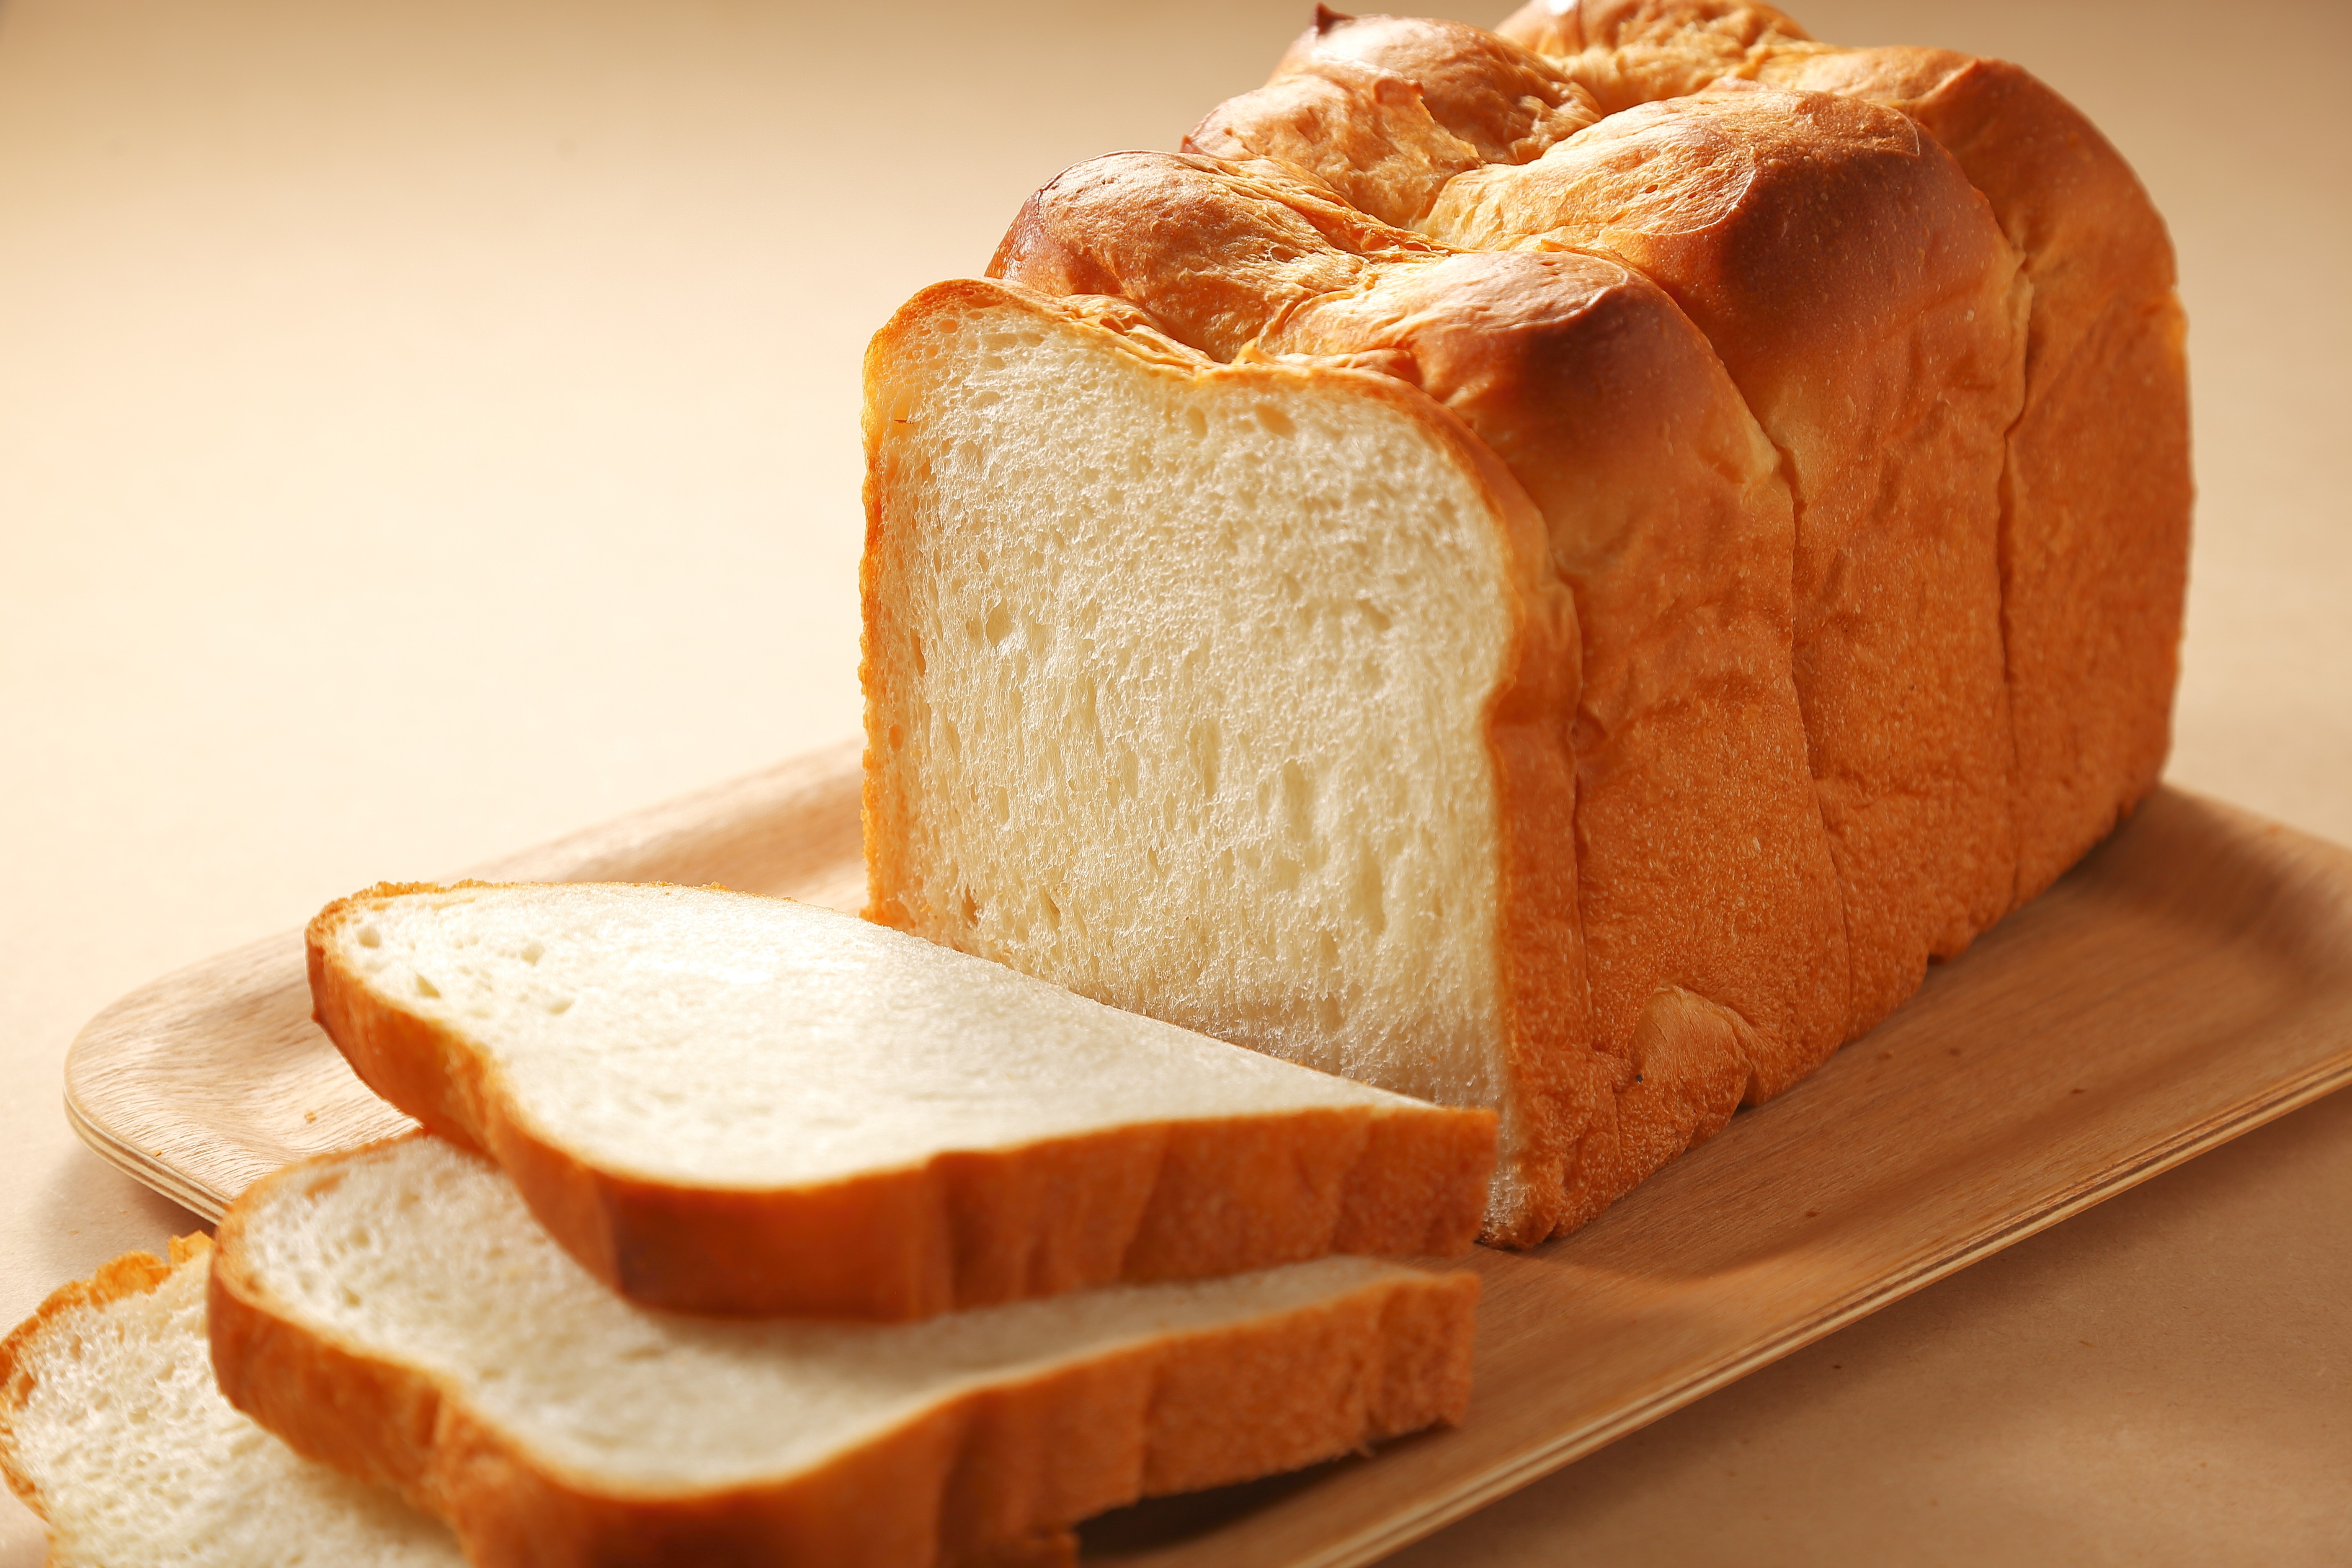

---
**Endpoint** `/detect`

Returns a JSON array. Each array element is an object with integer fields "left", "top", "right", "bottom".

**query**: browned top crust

[
  {"left": 1502, "top": 0, "right": 1814, "bottom": 108},
  {"left": 1191, "top": 10, "right": 1600, "bottom": 225}
]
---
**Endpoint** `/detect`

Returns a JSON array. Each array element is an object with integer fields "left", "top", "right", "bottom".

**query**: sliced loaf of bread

[
  {"left": 209, "top": 1136, "right": 1480, "bottom": 1568},
  {"left": 863, "top": 4, "right": 2187, "bottom": 1245},
  {"left": 307, "top": 881, "right": 1493, "bottom": 1318},
  {"left": 0, "top": 1235, "right": 462, "bottom": 1568}
]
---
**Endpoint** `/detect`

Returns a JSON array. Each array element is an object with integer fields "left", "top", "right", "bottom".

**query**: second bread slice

[
  {"left": 308, "top": 881, "right": 1494, "bottom": 1318},
  {"left": 210, "top": 1136, "right": 1479, "bottom": 1568}
]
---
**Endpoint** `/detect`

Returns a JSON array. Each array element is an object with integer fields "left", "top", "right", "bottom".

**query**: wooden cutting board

[{"left": 64, "top": 741, "right": 2352, "bottom": 1567}]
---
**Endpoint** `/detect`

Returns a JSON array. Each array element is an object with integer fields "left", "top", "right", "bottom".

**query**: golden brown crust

[
  {"left": 1497, "top": 0, "right": 1816, "bottom": 109},
  {"left": 1187, "top": 13, "right": 1599, "bottom": 227},
  {"left": 308, "top": 879, "right": 1496, "bottom": 1318},
  {"left": 0, "top": 1236, "right": 207, "bottom": 1532},
  {"left": 208, "top": 1156, "right": 1479, "bottom": 1568},
  {"left": 1269, "top": 11, "right": 1601, "bottom": 162},
  {"left": 1427, "top": 85, "right": 2027, "bottom": 1037},
  {"left": 1752, "top": 45, "right": 2190, "bottom": 902},
  {"left": 984, "top": 154, "right": 1413, "bottom": 359}
]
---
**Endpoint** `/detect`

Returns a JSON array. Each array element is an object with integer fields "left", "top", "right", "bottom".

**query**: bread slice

[
  {"left": 208, "top": 1136, "right": 1480, "bottom": 1568},
  {"left": 0, "top": 1236, "right": 1089, "bottom": 1568},
  {"left": 306, "top": 880, "right": 1493, "bottom": 1319},
  {"left": 0, "top": 1235, "right": 462, "bottom": 1568}
]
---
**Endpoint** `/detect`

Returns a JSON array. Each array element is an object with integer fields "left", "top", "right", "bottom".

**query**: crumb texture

[{"left": 867, "top": 312, "right": 1518, "bottom": 1112}]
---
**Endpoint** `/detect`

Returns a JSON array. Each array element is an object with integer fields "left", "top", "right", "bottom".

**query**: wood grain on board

[{"left": 62, "top": 745, "right": 2352, "bottom": 1567}]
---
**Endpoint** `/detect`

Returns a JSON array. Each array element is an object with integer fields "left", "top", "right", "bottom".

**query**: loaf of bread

[
  {"left": 0, "top": 1235, "right": 463, "bottom": 1567},
  {"left": 861, "top": 3, "right": 2188, "bottom": 1241},
  {"left": 309, "top": 880, "right": 1492, "bottom": 1317},
  {"left": 207, "top": 1135, "right": 1479, "bottom": 1568}
]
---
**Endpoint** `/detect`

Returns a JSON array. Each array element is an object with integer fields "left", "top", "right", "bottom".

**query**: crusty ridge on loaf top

[
  {"left": 308, "top": 879, "right": 1495, "bottom": 1318},
  {"left": 207, "top": 1136, "right": 1480, "bottom": 1568},
  {"left": 861, "top": 4, "right": 2187, "bottom": 1243}
]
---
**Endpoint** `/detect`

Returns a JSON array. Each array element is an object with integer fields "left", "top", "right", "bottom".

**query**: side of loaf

[
  {"left": 309, "top": 879, "right": 1495, "bottom": 1317},
  {"left": 860, "top": 3, "right": 2189, "bottom": 1242},
  {"left": 206, "top": 1135, "right": 1481, "bottom": 1568},
  {"left": 1494, "top": 0, "right": 2192, "bottom": 904}
]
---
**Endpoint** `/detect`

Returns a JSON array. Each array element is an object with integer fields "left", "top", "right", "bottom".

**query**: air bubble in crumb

[
  {"left": 547, "top": 997, "right": 574, "bottom": 1015},
  {"left": 415, "top": 975, "right": 441, "bottom": 999},
  {"left": 519, "top": 940, "right": 544, "bottom": 965},
  {"left": 357, "top": 925, "right": 382, "bottom": 948}
]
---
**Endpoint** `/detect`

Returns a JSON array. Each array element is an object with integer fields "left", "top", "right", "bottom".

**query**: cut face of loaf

[
  {"left": 208, "top": 1136, "right": 1480, "bottom": 1568},
  {"left": 308, "top": 880, "right": 1494, "bottom": 1318},
  {"left": 0, "top": 1235, "right": 461, "bottom": 1568},
  {"left": 864, "top": 278, "right": 1588, "bottom": 1239}
]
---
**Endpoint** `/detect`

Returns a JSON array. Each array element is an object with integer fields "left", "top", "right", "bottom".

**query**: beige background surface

[{"left": 0, "top": 0, "right": 2344, "bottom": 1561}]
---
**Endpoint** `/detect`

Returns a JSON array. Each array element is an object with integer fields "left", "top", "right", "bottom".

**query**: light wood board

[{"left": 63, "top": 743, "right": 2352, "bottom": 1567}]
